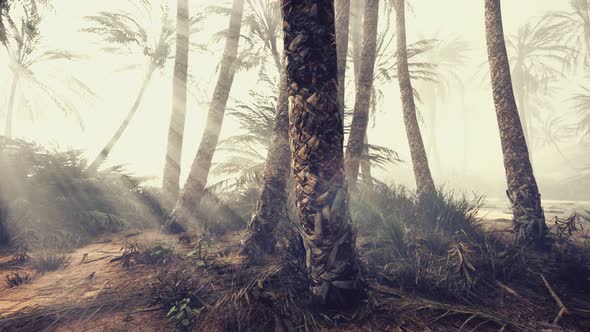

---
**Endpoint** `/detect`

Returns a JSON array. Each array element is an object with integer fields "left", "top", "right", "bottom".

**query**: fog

[{"left": 1, "top": 0, "right": 588, "bottom": 201}]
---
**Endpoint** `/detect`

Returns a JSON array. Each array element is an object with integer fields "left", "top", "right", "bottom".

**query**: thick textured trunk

[
  {"left": 282, "top": 0, "right": 361, "bottom": 308},
  {"left": 241, "top": 69, "right": 290, "bottom": 257},
  {"left": 484, "top": 0, "right": 547, "bottom": 247},
  {"left": 166, "top": 0, "right": 244, "bottom": 232},
  {"left": 162, "top": 0, "right": 190, "bottom": 199},
  {"left": 344, "top": 0, "right": 379, "bottom": 185},
  {"left": 88, "top": 70, "right": 154, "bottom": 172},
  {"left": 4, "top": 73, "right": 18, "bottom": 138},
  {"left": 335, "top": 0, "right": 350, "bottom": 117},
  {"left": 394, "top": 0, "right": 435, "bottom": 195}
]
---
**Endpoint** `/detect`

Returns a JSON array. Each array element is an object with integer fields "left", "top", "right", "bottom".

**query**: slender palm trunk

[
  {"left": 282, "top": 0, "right": 361, "bottom": 308},
  {"left": 87, "top": 70, "right": 154, "bottom": 172},
  {"left": 166, "top": 0, "right": 244, "bottom": 232},
  {"left": 335, "top": 0, "right": 350, "bottom": 117},
  {"left": 484, "top": 0, "right": 547, "bottom": 247},
  {"left": 351, "top": 0, "right": 372, "bottom": 183},
  {"left": 394, "top": 0, "right": 435, "bottom": 195},
  {"left": 4, "top": 73, "right": 18, "bottom": 138},
  {"left": 162, "top": 0, "right": 190, "bottom": 199},
  {"left": 241, "top": 69, "right": 290, "bottom": 257},
  {"left": 345, "top": 0, "right": 379, "bottom": 185},
  {"left": 241, "top": 25, "right": 291, "bottom": 257}
]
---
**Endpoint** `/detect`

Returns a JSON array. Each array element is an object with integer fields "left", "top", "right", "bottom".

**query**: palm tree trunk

[
  {"left": 166, "top": 0, "right": 244, "bottom": 233},
  {"left": 360, "top": 132, "right": 372, "bottom": 182},
  {"left": 162, "top": 0, "right": 190, "bottom": 199},
  {"left": 345, "top": 0, "right": 379, "bottom": 186},
  {"left": 335, "top": 0, "right": 350, "bottom": 117},
  {"left": 394, "top": 0, "right": 435, "bottom": 195},
  {"left": 87, "top": 69, "right": 154, "bottom": 172},
  {"left": 282, "top": 0, "right": 361, "bottom": 308},
  {"left": 4, "top": 73, "right": 18, "bottom": 138},
  {"left": 484, "top": 0, "right": 547, "bottom": 247},
  {"left": 241, "top": 69, "right": 290, "bottom": 257},
  {"left": 351, "top": 0, "right": 372, "bottom": 183}
]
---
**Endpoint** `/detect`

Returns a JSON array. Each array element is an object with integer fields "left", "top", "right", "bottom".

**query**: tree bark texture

[
  {"left": 166, "top": 0, "right": 244, "bottom": 232},
  {"left": 484, "top": 0, "right": 547, "bottom": 246},
  {"left": 241, "top": 69, "right": 291, "bottom": 257},
  {"left": 394, "top": 0, "right": 436, "bottom": 195},
  {"left": 344, "top": 0, "right": 379, "bottom": 186},
  {"left": 335, "top": 0, "right": 350, "bottom": 117},
  {"left": 281, "top": 0, "right": 361, "bottom": 308},
  {"left": 162, "top": 0, "right": 190, "bottom": 199}
]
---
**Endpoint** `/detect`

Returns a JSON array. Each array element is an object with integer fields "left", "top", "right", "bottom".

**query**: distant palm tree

[
  {"left": 506, "top": 17, "right": 573, "bottom": 154},
  {"left": 166, "top": 0, "right": 245, "bottom": 233},
  {"left": 335, "top": 0, "right": 350, "bottom": 117},
  {"left": 1, "top": 0, "right": 92, "bottom": 138},
  {"left": 83, "top": 0, "right": 176, "bottom": 171},
  {"left": 345, "top": 0, "right": 379, "bottom": 185},
  {"left": 484, "top": 0, "right": 547, "bottom": 247},
  {"left": 548, "top": 0, "right": 590, "bottom": 65},
  {"left": 162, "top": 0, "right": 192, "bottom": 199},
  {"left": 571, "top": 82, "right": 590, "bottom": 137},
  {"left": 416, "top": 36, "right": 470, "bottom": 170},
  {"left": 394, "top": 0, "right": 435, "bottom": 196}
]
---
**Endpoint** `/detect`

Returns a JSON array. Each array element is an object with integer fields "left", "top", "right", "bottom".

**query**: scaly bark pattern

[
  {"left": 166, "top": 0, "right": 244, "bottom": 232},
  {"left": 281, "top": 0, "right": 361, "bottom": 308},
  {"left": 344, "top": 0, "right": 379, "bottom": 185},
  {"left": 162, "top": 0, "right": 190, "bottom": 198},
  {"left": 394, "top": 0, "right": 436, "bottom": 195},
  {"left": 241, "top": 69, "right": 290, "bottom": 256},
  {"left": 484, "top": 0, "right": 547, "bottom": 246}
]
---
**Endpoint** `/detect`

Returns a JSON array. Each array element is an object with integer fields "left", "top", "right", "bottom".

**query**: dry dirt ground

[
  {"left": 0, "top": 230, "right": 245, "bottom": 331},
  {"left": 0, "top": 214, "right": 587, "bottom": 331}
]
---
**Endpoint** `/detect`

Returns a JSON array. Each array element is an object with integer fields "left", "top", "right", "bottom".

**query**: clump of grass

[
  {"left": 31, "top": 250, "right": 71, "bottom": 273},
  {"left": 5, "top": 272, "right": 33, "bottom": 288},
  {"left": 112, "top": 241, "right": 175, "bottom": 268}
]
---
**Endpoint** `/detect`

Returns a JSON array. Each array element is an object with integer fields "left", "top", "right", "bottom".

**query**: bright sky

[{"left": 0, "top": 0, "right": 587, "bottom": 200}]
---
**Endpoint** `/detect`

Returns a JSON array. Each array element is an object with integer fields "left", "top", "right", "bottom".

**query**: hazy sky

[{"left": 0, "top": 0, "right": 587, "bottom": 200}]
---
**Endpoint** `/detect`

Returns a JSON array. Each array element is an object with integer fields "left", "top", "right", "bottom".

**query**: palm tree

[
  {"left": 161, "top": 0, "right": 190, "bottom": 199},
  {"left": 83, "top": 0, "right": 176, "bottom": 171},
  {"left": 571, "top": 82, "right": 590, "bottom": 137},
  {"left": 238, "top": 0, "right": 291, "bottom": 256},
  {"left": 416, "top": 36, "right": 470, "bottom": 170},
  {"left": 345, "top": 0, "right": 379, "bottom": 185},
  {"left": 281, "top": 0, "right": 361, "bottom": 308},
  {"left": 506, "top": 17, "right": 572, "bottom": 155},
  {"left": 335, "top": 0, "right": 350, "bottom": 116},
  {"left": 548, "top": 0, "right": 590, "bottom": 65},
  {"left": 394, "top": 0, "right": 435, "bottom": 196},
  {"left": 1, "top": 0, "right": 92, "bottom": 138},
  {"left": 484, "top": 0, "right": 547, "bottom": 247},
  {"left": 166, "top": 0, "right": 245, "bottom": 233}
]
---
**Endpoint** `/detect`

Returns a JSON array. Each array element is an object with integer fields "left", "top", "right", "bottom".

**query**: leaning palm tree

[
  {"left": 394, "top": 0, "right": 435, "bottom": 196},
  {"left": 83, "top": 0, "right": 175, "bottom": 172},
  {"left": 161, "top": 0, "right": 191, "bottom": 198},
  {"left": 1, "top": 0, "right": 92, "bottom": 138},
  {"left": 484, "top": 0, "right": 547, "bottom": 247},
  {"left": 166, "top": 0, "right": 245, "bottom": 233},
  {"left": 281, "top": 0, "right": 361, "bottom": 308},
  {"left": 345, "top": 0, "right": 379, "bottom": 185}
]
